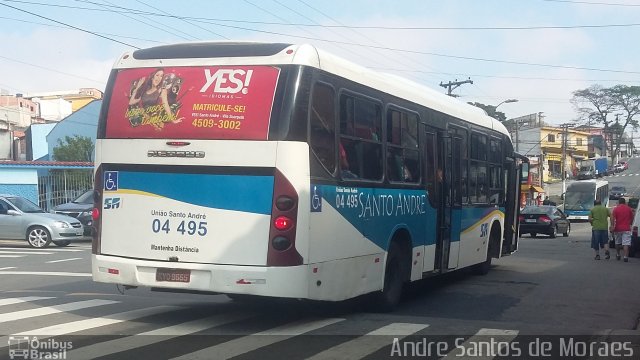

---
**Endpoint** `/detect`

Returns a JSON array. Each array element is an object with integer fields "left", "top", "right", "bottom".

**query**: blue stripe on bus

[
  {"left": 115, "top": 171, "right": 274, "bottom": 215},
  {"left": 317, "top": 184, "right": 506, "bottom": 250},
  {"left": 318, "top": 185, "right": 435, "bottom": 248}
]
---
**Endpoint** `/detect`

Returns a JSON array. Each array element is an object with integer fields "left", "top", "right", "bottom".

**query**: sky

[{"left": 0, "top": 0, "right": 639, "bottom": 127}]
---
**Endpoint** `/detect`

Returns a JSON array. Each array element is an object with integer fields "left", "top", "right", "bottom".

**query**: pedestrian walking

[
  {"left": 589, "top": 198, "right": 611, "bottom": 260},
  {"left": 611, "top": 197, "right": 634, "bottom": 262}
]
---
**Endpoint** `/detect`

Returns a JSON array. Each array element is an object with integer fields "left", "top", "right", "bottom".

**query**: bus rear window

[{"left": 105, "top": 65, "right": 280, "bottom": 139}]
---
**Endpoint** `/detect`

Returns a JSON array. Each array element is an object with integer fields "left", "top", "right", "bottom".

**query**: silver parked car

[{"left": 0, "top": 194, "right": 85, "bottom": 248}]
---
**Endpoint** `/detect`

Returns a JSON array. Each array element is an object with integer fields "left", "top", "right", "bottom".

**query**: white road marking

[
  {"left": 0, "top": 247, "right": 86, "bottom": 252},
  {"left": 0, "top": 299, "right": 119, "bottom": 324},
  {"left": 68, "top": 312, "right": 253, "bottom": 359},
  {"left": 0, "top": 271, "right": 91, "bottom": 277},
  {"left": 45, "top": 258, "right": 82, "bottom": 264},
  {"left": 16, "top": 306, "right": 179, "bottom": 336},
  {"left": 0, "top": 267, "right": 16, "bottom": 270},
  {"left": 0, "top": 297, "right": 53, "bottom": 307},
  {"left": 306, "top": 323, "right": 429, "bottom": 360},
  {"left": 0, "top": 255, "right": 24, "bottom": 258},
  {"left": 171, "top": 317, "right": 345, "bottom": 360},
  {"left": 0, "top": 251, "right": 52, "bottom": 255}
]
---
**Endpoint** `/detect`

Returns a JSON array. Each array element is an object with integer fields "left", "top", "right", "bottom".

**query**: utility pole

[
  {"left": 561, "top": 123, "right": 571, "bottom": 197},
  {"left": 439, "top": 78, "right": 473, "bottom": 97}
]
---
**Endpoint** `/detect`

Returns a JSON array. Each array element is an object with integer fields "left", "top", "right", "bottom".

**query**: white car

[{"left": 0, "top": 194, "right": 85, "bottom": 248}]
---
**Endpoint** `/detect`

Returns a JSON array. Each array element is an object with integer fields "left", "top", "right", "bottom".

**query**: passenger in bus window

[
  {"left": 340, "top": 141, "right": 358, "bottom": 179},
  {"left": 403, "top": 164, "right": 413, "bottom": 182}
]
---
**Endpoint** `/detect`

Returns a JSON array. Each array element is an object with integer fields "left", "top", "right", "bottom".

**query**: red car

[{"left": 619, "top": 161, "right": 629, "bottom": 170}]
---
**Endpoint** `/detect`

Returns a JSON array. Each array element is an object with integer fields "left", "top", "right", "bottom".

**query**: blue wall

[
  {"left": 0, "top": 168, "right": 38, "bottom": 204},
  {"left": 47, "top": 100, "right": 100, "bottom": 161},
  {"left": 29, "top": 123, "right": 56, "bottom": 161}
]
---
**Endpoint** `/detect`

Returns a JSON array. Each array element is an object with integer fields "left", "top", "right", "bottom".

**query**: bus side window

[
  {"left": 339, "top": 93, "right": 382, "bottom": 181},
  {"left": 309, "top": 83, "right": 336, "bottom": 174}
]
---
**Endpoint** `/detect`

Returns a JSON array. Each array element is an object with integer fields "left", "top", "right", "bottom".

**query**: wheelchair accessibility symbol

[
  {"left": 104, "top": 171, "right": 118, "bottom": 191},
  {"left": 310, "top": 185, "right": 322, "bottom": 212}
]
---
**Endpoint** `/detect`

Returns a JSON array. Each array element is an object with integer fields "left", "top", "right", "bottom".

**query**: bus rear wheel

[{"left": 371, "top": 242, "right": 408, "bottom": 312}]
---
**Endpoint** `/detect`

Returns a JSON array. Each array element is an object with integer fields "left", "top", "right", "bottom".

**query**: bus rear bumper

[{"left": 92, "top": 254, "right": 309, "bottom": 298}]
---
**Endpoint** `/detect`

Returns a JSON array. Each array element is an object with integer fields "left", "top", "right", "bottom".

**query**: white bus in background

[
  {"left": 563, "top": 180, "right": 609, "bottom": 220},
  {"left": 91, "top": 42, "right": 526, "bottom": 310}
]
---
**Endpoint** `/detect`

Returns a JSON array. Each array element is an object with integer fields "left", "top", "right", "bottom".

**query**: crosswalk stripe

[
  {"left": 306, "top": 322, "right": 429, "bottom": 360},
  {"left": 0, "top": 297, "right": 53, "bottom": 307},
  {"left": 0, "top": 300, "right": 119, "bottom": 324},
  {"left": 447, "top": 328, "right": 519, "bottom": 359},
  {"left": 0, "top": 255, "right": 24, "bottom": 258},
  {"left": 17, "top": 306, "right": 180, "bottom": 336},
  {"left": 45, "top": 258, "right": 82, "bottom": 263},
  {"left": 0, "top": 251, "right": 52, "bottom": 255},
  {"left": 0, "top": 267, "right": 16, "bottom": 270},
  {"left": 171, "top": 317, "right": 345, "bottom": 360},
  {"left": 0, "top": 248, "right": 86, "bottom": 252},
  {"left": 67, "top": 312, "right": 253, "bottom": 359},
  {"left": 0, "top": 271, "right": 91, "bottom": 277}
]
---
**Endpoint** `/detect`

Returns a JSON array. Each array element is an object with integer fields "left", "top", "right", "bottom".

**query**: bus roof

[
  {"left": 120, "top": 41, "right": 509, "bottom": 138},
  {"left": 567, "top": 180, "right": 608, "bottom": 190}
]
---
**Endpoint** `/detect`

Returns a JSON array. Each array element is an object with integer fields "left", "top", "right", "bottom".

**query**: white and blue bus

[
  {"left": 91, "top": 42, "right": 526, "bottom": 310},
  {"left": 563, "top": 180, "right": 609, "bottom": 220}
]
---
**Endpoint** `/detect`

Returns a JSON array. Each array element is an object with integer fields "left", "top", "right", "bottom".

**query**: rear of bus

[{"left": 92, "top": 43, "right": 315, "bottom": 298}]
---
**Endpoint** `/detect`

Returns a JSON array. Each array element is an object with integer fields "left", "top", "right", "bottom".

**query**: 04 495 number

[{"left": 152, "top": 219, "right": 207, "bottom": 236}]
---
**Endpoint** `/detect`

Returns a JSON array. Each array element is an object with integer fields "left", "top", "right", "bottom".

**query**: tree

[
  {"left": 467, "top": 102, "right": 507, "bottom": 122},
  {"left": 52, "top": 135, "right": 94, "bottom": 162},
  {"left": 610, "top": 85, "right": 640, "bottom": 159},
  {"left": 571, "top": 85, "right": 640, "bottom": 161}
]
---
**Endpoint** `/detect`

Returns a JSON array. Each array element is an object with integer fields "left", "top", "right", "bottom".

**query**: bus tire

[
  {"left": 372, "top": 242, "right": 408, "bottom": 312},
  {"left": 476, "top": 226, "right": 499, "bottom": 275}
]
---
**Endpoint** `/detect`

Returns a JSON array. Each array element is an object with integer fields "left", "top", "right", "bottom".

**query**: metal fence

[{"left": 38, "top": 170, "right": 93, "bottom": 211}]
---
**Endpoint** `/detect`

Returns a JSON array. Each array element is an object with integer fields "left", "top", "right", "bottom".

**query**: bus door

[
  {"left": 436, "top": 133, "right": 462, "bottom": 271},
  {"left": 502, "top": 157, "right": 519, "bottom": 255}
]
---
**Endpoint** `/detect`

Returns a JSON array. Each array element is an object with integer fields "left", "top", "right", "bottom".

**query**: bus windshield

[{"left": 564, "top": 191, "right": 594, "bottom": 211}]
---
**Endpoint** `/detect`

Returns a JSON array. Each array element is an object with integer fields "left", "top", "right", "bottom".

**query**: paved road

[{"left": 0, "top": 226, "right": 638, "bottom": 360}]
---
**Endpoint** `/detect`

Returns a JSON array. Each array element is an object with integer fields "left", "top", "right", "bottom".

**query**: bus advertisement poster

[{"left": 105, "top": 65, "right": 280, "bottom": 140}]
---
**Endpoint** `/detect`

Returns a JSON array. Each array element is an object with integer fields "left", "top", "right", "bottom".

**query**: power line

[
  {"left": 82, "top": 0, "right": 196, "bottom": 42},
  {"left": 7, "top": 0, "right": 640, "bottom": 30},
  {"left": 295, "top": 0, "right": 445, "bottom": 84},
  {"left": 4, "top": 0, "right": 638, "bottom": 75},
  {"left": 0, "top": 15, "right": 167, "bottom": 44},
  {"left": 0, "top": 2, "right": 139, "bottom": 49},
  {"left": 0, "top": 55, "right": 106, "bottom": 85},
  {"left": 541, "top": 0, "right": 640, "bottom": 6},
  {"left": 133, "top": 0, "right": 229, "bottom": 40}
]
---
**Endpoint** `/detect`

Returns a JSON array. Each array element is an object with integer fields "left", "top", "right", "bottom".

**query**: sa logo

[{"left": 104, "top": 198, "right": 121, "bottom": 210}]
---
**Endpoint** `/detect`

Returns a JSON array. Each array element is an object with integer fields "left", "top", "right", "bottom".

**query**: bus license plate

[{"left": 156, "top": 268, "right": 191, "bottom": 283}]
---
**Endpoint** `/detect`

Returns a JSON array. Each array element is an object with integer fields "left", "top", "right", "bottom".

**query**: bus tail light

[
  {"left": 267, "top": 169, "right": 302, "bottom": 266},
  {"left": 92, "top": 165, "right": 103, "bottom": 255},
  {"left": 273, "top": 216, "right": 293, "bottom": 231}
]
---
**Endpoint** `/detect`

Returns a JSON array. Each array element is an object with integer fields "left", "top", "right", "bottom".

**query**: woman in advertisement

[{"left": 128, "top": 68, "right": 182, "bottom": 128}]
